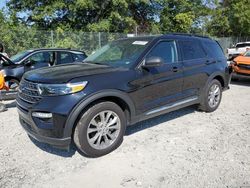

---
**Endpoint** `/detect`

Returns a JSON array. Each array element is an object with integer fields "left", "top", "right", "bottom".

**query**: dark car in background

[
  {"left": 16, "top": 34, "right": 231, "bottom": 157},
  {"left": 0, "top": 48, "right": 87, "bottom": 90}
]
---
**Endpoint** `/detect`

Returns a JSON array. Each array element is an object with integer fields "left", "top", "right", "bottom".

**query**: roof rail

[{"left": 169, "top": 33, "right": 211, "bottom": 39}]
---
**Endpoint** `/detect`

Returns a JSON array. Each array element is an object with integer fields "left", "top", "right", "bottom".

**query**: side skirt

[{"left": 129, "top": 96, "right": 199, "bottom": 125}]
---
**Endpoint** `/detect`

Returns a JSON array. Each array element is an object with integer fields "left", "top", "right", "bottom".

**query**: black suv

[
  {"left": 0, "top": 49, "right": 87, "bottom": 90},
  {"left": 16, "top": 34, "right": 231, "bottom": 157}
]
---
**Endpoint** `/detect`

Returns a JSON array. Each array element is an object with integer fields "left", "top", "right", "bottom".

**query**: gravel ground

[{"left": 0, "top": 81, "right": 250, "bottom": 188}]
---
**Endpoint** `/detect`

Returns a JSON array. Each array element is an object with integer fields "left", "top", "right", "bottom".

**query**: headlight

[{"left": 37, "top": 81, "right": 88, "bottom": 96}]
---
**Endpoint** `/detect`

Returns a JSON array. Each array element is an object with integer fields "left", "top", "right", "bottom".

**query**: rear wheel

[
  {"left": 73, "top": 101, "right": 126, "bottom": 157},
  {"left": 199, "top": 79, "right": 222, "bottom": 112}
]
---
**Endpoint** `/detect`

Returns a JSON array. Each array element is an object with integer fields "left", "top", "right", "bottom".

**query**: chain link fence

[
  {"left": 215, "top": 36, "right": 250, "bottom": 53},
  {"left": 1, "top": 29, "right": 249, "bottom": 56}
]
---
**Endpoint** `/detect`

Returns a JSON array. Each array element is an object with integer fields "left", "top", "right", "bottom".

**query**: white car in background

[{"left": 227, "top": 42, "right": 250, "bottom": 60}]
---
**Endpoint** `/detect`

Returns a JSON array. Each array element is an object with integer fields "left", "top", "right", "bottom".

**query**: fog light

[{"left": 32, "top": 112, "right": 52, "bottom": 119}]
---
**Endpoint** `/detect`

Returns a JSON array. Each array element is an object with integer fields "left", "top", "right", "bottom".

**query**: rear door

[
  {"left": 56, "top": 51, "right": 74, "bottom": 65},
  {"left": 178, "top": 39, "right": 208, "bottom": 98}
]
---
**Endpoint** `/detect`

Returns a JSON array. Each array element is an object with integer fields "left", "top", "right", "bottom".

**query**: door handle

[
  {"left": 172, "top": 66, "right": 178, "bottom": 72},
  {"left": 206, "top": 60, "right": 216, "bottom": 65}
]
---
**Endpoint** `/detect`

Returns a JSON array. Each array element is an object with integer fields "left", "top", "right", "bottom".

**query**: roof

[
  {"left": 117, "top": 33, "right": 212, "bottom": 42},
  {"left": 236, "top": 42, "right": 250, "bottom": 44},
  {"left": 27, "top": 48, "right": 86, "bottom": 54}
]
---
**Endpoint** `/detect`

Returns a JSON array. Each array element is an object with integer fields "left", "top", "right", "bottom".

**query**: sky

[{"left": 0, "top": 0, "right": 7, "bottom": 9}]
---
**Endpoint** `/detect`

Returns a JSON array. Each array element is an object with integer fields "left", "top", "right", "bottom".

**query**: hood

[
  {"left": 234, "top": 56, "right": 250, "bottom": 64},
  {"left": 24, "top": 63, "right": 123, "bottom": 83}
]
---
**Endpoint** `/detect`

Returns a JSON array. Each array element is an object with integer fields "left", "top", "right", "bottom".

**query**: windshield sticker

[{"left": 132, "top": 41, "right": 148, "bottom": 45}]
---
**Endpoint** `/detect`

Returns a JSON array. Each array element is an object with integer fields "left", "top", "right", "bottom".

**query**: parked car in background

[
  {"left": 231, "top": 50, "right": 250, "bottom": 79},
  {"left": 227, "top": 42, "right": 250, "bottom": 60},
  {"left": 16, "top": 34, "right": 231, "bottom": 157},
  {"left": 0, "top": 49, "right": 87, "bottom": 90}
]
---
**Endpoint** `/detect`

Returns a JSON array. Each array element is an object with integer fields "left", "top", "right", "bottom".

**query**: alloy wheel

[{"left": 87, "top": 110, "right": 121, "bottom": 150}]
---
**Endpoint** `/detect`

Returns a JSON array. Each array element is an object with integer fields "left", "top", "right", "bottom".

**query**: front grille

[
  {"left": 18, "top": 80, "right": 42, "bottom": 104},
  {"left": 238, "top": 64, "right": 250, "bottom": 70}
]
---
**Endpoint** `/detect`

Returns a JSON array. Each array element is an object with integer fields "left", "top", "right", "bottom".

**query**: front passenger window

[
  {"left": 27, "top": 52, "right": 53, "bottom": 65},
  {"left": 146, "top": 41, "right": 177, "bottom": 64}
]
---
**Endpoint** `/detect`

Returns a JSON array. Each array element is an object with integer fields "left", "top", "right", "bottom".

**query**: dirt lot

[{"left": 0, "top": 81, "right": 250, "bottom": 188}]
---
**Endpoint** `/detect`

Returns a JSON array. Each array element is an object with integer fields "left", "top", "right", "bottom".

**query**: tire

[
  {"left": 73, "top": 101, "right": 126, "bottom": 157},
  {"left": 199, "top": 79, "right": 222, "bottom": 112}
]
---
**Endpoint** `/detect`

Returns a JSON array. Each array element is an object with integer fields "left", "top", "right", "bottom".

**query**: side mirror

[{"left": 142, "top": 56, "right": 164, "bottom": 68}]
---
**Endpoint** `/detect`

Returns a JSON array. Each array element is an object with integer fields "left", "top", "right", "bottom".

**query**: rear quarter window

[{"left": 202, "top": 41, "right": 225, "bottom": 59}]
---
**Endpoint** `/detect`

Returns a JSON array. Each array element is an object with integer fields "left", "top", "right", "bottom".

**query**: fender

[
  {"left": 63, "top": 89, "right": 136, "bottom": 138},
  {"left": 199, "top": 71, "right": 227, "bottom": 105},
  {"left": 206, "top": 71, "right": 226, "bottom": 87}
]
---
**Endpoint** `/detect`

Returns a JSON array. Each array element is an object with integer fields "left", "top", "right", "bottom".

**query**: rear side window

[
  {"left": 179, "top": 40, "right": 206, "bottom": 60},
  {"left": 146, "top": 41, "right": 177, "bottom": 63},
  {"left": 202, "top": 41, "right": 225, "bottom": 59},
  {"left": 72, "top": 53, "right": 87, "bottom": 62},
  {"left": 57, "top": 52, "right": 74, "bottom": 64}
]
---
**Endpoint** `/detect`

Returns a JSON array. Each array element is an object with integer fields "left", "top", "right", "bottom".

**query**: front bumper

[{"left": 17, "top": 104, "right": 71, "bottom": 149}]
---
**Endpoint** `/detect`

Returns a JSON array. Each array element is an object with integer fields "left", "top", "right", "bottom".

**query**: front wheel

[
  {"left": 73, "top": 101, "right": 126, "bottom": 157},
  {"left": 199, "top": 79, "right": 222, "bottom": 112}
]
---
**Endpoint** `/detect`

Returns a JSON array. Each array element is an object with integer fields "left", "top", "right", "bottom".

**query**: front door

[
  {"left": 24, "top": 51, "right": 53, "bottom": 72},
  {"left": 131, "top": 40, "right": 183, "bottom": 114}
]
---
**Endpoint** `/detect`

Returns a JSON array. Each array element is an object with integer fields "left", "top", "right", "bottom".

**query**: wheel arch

[
  {"left": 207, "top": 72, "right": 226, "bottom": 89},
  {"left": 63, "top": 90, "right": 136, "bottom": 138}
]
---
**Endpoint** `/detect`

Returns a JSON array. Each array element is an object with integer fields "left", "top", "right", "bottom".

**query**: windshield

[
  {"left": 84, "top": 38, "right": 152, "bottom": 68},
  {"left": 10, "top": 50, "right": 32, "bottom": 63},
  {"left": 244, "top": 50, "right": 250, "bottom": 57}
]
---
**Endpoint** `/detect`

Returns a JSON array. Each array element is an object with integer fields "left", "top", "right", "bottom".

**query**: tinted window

[
  {"left": 236, "top": 43, "right": 250, "bottom": 48},
  {"left": 180, "top": 40, "right": 206, "bottom": 60},
  {"left": 27, "top": 52, "right": 53, "bottom": 65},
  {"left": 146, "top": 41, "right": 177, "bottom": 63},
  {"left": 202, "top": 41, "right": 225, "bottom": 59},
  {"left": 72, "top": 53, "right": 87, "bottom": 62},
  {"left": 57, "top": 52, "right": 74, "bottom": 64}
]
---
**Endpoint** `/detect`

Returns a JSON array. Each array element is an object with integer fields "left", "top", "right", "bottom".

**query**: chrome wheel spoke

[
  {"left": 89, "top": 132, "right": 101, "bottom": 144},
  {"left": 87, "top": 127, "right": 98, "bottom": 134},
  {"left": 107, "top": 132, "right": 116, "bottom": 141},
  {"left": 99, "top": 112, "right": 105, "bottom": 122},
  {"left": 90, "top": 119, "right": 99, "bottom": 127},
  {"left": 105, "top": 111, "right": 112, "bottom": 123},
  {"left": 107, "top": 116, "right": 118, "bottom": 127}
]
